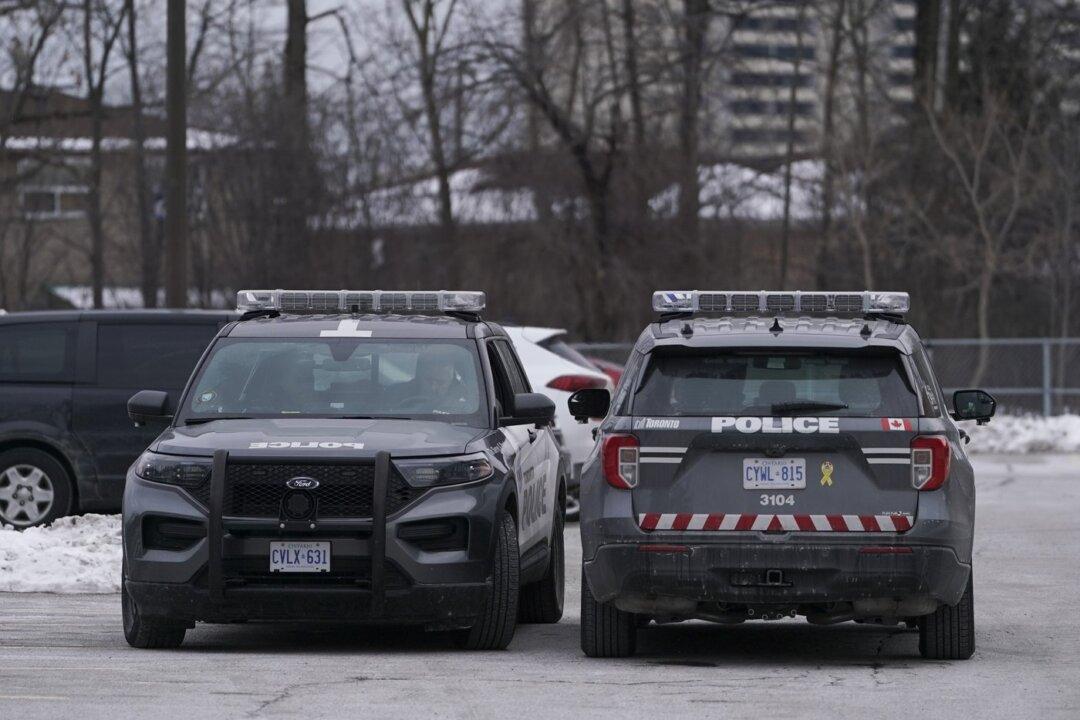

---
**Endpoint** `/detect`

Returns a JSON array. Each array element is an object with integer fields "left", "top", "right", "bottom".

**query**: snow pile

[
  {"left": 966, "top": 414, "right": 1080, "bottom": 454},
  {"left": 0, "top": 514, "right": 121, "bottom": 593}
]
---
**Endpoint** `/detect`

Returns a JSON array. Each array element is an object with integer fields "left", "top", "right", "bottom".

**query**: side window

[
  {"left": 486, "top": 342, "right": 513, "bottom": 412},
  {"left": 96, "top": 323, "right": 219, "bottom": 390},
  {"left": 0, "top": 322, "right": 76, "bottom": 382},
  {"left": 911, "top": 347, "right": 945, "bottom": 417},
  {"left": 494, "top": 340, "right": 530, "bottom": 394},
  {"left": 612, "top": 350, "right": 644, "bottom": 416}
]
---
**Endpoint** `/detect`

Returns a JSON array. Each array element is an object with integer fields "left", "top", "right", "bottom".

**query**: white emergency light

[
  {"left": 651, "top": 290, "right": 910, "bottom": 316},
  {"left": 236, "top": 290, "right": 486, "bottom": 314}
]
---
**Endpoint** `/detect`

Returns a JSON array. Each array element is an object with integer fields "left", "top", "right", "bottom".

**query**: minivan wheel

[
  {"left": 457, "top": 510, "right": 519, "bottom": 650},
  {"left": 919, "top": 571, "right": 975, "bottom": 660},
  {"left": 122, "top": 568, "right": 186, "bottom": 649},
  {"left": 519, "top": 504, "right": 564, "bottom": 624},
  {"left": 581, "top": 567, "right": 637, "bottom": 657},
  {"left": 0, "top": 449, "right": 73, "bottom": 528}
]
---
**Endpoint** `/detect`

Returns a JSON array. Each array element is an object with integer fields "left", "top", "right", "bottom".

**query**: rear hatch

[{"left": 630, "top": 348, "right": 919, "bottom": 533}]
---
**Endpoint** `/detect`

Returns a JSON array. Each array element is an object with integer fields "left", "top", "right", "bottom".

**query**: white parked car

[{"left": 503, "top": 326, "right": 613, "bottom": 518}]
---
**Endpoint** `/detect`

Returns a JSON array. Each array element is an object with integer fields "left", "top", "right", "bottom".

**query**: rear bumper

[
  {"left": 126, "top": 578, "right": 489, "bottom": 627},
  {"left": 584, "top": 541, "right": 970, "bottom": 616}
]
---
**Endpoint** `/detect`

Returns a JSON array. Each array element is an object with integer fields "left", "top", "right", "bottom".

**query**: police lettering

[{"left": 710, "top": 417, "right": 839, "bottom": 434}]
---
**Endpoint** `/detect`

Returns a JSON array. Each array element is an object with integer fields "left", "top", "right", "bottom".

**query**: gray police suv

[
  {"left": 568, "top": 291, "right": 995, "bottom": 660},
  {"left": 121, "top": 290, "right": 565, "bottom": 650}
]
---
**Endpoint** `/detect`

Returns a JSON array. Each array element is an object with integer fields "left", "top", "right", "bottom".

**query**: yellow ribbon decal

[{"left": 820, "top": 460, "right": 834, "bottom": 487}]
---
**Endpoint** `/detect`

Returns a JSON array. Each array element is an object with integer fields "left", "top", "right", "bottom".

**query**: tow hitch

[{"left": 730, "top": 568, "right": 792, "bottom": 588}]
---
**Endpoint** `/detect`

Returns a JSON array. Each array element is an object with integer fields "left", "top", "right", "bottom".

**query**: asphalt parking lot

[{"left": 1, "top": 454, "right": 1078, "bottom": 719}]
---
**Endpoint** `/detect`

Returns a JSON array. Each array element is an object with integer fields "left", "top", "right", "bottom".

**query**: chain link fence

[{"left": 574, "top": 338, "right": 1080, "bottom": 416}]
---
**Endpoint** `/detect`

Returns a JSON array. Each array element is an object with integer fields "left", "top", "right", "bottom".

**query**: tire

[
  {"left": 919, "top": 571, "right": 975, "bottom": 660},
  {"left": 581, "top": 566, "right": 636, "bottom": 657},
  {"left": 519, "top": 504, "right": 564, "bottom": 624},
  {"left": 122, "top": 569, "right": 186, "bottom": 649},
  {"left": 0, "top": 448, "right": 74, "bottom": 529},
  {"left": 458, "top": 510, "right": 519, "bottom": 650},
  {"left": 565, "top": 490, "right": 580, "bottom": 522}
]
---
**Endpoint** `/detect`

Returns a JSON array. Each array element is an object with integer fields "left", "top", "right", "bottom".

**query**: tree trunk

[
  {"left": 779, "top": 4, "right": 808, "bottom": 290},
  {"left": 817, "top": 0, "right": 846, "bottom": 290},
  {"left": 125, "top": 0, "right": 158, "bottom": 308},
  {"left": 914, "top": 0, "right": 941, "bottom": 110},
  {"left": 280, "top": 0, "right": 310, "bottom": 285},
  {"left": 676, "top": 0, "right": 709, "bottom": 255},
  {"left": 971, "top": 261, "right": 994, "bottom": 386},
  {"left": 83, "top": 0, "right": 106, "bottom": 309}
]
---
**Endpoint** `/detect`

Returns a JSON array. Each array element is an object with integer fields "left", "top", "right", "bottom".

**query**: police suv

[
  {"left": 568, "top": 291, "right": 995, "bottom": 659},
  {"left": 121, "top": 290, "right": 565, "bottom": 650}
]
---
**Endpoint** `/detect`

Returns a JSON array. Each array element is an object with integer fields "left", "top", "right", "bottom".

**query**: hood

[{"left": 152, "top": 418, "right": 488, "bottom": 460}]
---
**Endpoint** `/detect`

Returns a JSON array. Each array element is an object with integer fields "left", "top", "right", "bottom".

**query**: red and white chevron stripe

[{"left": 637, "top": 512, "right": 914, "bottom": 533}]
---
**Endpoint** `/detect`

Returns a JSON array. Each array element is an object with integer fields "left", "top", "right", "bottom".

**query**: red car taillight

[
  {"left": 911, "top": 435, "right": 950, "bottom": 490},
  {"left": 602, "top": 434, "right": 639, "bottom": 489},
  {"left": 547, "top": 374, "right": 608, "bottom": 392}
]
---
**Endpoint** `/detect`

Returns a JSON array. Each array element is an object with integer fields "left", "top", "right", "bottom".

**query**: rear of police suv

[{"left": 574, "top": 291, "right": 993, "bottom": 659}]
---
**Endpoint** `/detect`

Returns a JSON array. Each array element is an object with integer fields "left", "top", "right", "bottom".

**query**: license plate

[
  {"left": 743, "top": 458, "right": 806, "bottom": 489},
  {"left": 269, "top": 541, "right": 331, "bottom": 573}
]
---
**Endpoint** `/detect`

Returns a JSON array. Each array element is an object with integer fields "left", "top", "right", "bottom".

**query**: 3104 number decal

[{"left": 759, "top": 494, "right": 795, "bottom": 507}]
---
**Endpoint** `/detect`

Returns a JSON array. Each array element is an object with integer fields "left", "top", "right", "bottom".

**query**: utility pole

[{"left": 164, "top": 0, "right": 187, "bottom": 308}]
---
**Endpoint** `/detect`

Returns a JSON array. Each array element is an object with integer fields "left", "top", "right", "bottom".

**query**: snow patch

[
  {"left": 0, "top": 514, "right": 121, "bottom": 594},
  {"left": 966, "top": 414, "right": 1080, "bottom": 455}
]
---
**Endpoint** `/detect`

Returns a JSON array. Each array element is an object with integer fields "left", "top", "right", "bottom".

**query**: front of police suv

[{"left": 123, "top": 290, "right": 512, "bottom": 627}]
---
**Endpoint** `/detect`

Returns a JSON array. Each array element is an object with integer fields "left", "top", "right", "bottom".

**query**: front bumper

[
  {"left": 123, "top": 450, "right": 503, "bottom": 628},
  {"left": 585, "top": 541, "right": 970, "bottom": 616},
  {"left": 126, "top": 578, "right": 489, "bottom": 626}
]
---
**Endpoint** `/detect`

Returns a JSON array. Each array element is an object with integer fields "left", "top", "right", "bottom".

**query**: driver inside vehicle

[{"left": 391, "top": 346, "right": 472, "bottom": 414}]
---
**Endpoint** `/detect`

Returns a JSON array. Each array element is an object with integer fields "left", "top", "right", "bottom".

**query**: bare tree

[
  {"left": 81, "top": 0, "right": 129, "bottom": 308},
  {"left": 400, "top": 0, "right": 462, "bottom": 284}
]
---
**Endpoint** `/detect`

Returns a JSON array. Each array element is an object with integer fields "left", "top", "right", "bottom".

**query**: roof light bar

[
  {"left": 652, "top": 291, "right": 909, "bottom": 316},
  {"left": 236, "top": 290, "right": 486, "bottom": 315}
]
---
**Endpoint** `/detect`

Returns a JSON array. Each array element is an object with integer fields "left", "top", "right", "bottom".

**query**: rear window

[
  {"left": 97, "top": 323, "right": 220, "bottom": 389},
  {"left": 632, "top": 349, "right": 919, "bottom": 417},
  {"left": 537, "top": 335, "right": 597, "bottom": 371},
  {"left": 0, "top": 322, "right": 76, "bottom": 382}
]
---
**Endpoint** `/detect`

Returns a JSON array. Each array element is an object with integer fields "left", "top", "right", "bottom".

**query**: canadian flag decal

[{"left": 881, "top": 418, "right": 912, "bottom": 431}]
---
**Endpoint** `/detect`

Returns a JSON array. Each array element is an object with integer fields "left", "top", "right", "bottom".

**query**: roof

[
  {"left": 636, "top": 316, "right": 920, "bottom": 354},
  {"left": 225, "top": 313, "right": 504, "bottom": 340},
  {"left": 0, "top": 87, "right": 234, "bottom": 152},
  {"left": 0, "top": 309, "right": 234, "bottom": 324}
]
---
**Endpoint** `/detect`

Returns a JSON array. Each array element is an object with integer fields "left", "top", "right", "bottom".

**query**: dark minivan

[{"left": 0, "top": 310, "right": 233, "bottom": 527}]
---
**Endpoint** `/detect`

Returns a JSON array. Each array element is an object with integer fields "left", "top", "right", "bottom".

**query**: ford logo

[{"left": 286, "top": 477, "right": 319, "bottom": 490}]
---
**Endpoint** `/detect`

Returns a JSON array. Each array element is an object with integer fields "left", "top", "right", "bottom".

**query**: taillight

[
  {"left": 602, "top": 434, "right": 639, "bottom": 489},
  {"left": 547, "top": 374, "right": 607, "bottom": 392},
  {"left": 911, "top": 435, "right": 950, "bottom": 490}
]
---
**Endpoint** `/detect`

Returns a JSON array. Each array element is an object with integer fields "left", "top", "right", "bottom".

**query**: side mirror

[
  {"left": 501, "top": 392, "right": 556, "bottom": 427},
  {"left": 128, "top": 390, "right": 172, "bottom": 427},
  {"left": 952, "top": 389, "right": 996, "bottom": 425},
  {"left": 568, "top": 388, "right": 610, "bottom": 423}
]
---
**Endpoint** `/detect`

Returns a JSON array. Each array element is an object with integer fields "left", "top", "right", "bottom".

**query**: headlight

[
  {"left": 393, "top": 453, "right": 494, "bottom": 488},
  {"left": 135, "top": 452, "right": 212, "bottom": 488}
]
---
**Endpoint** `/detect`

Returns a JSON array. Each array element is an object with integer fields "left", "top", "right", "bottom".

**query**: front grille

[
  {"left": 223, "top": 463, "right": 424, "bottom": 519},
  {"left": 186, "top": 480, "right": 211, "bottom": 508}
]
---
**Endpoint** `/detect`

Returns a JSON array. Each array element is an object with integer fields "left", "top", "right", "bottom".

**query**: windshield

[
  {"left": 632, "top": 349, "right": 919, "bottom": 418},
  {"left": 181, "top": 338, "right": 487, "bottom": 426}
]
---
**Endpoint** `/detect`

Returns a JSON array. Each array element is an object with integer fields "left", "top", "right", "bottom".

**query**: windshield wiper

[
  {"left": 336, "top": 415, "right": 410, "bottom": 421},
  {"left": 183, "top": 416, "right": 254, "bottom": 425},
  {"left": 771, "top": 401, "right": 849, "bottom": 414}
]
